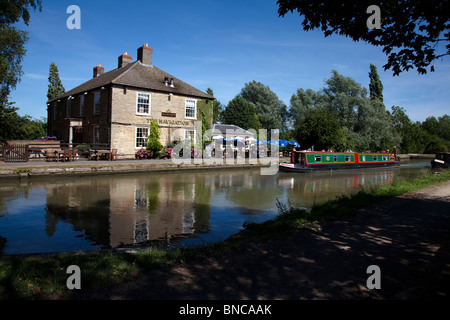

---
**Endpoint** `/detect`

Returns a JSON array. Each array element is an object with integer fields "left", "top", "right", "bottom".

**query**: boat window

[
  {"left": 383, "top": 155, "right": 388, "bottom": 161},
  {"left": 333, "top": 155, "right": 338, "bottom": 162},
  {"left": 362, "top": 156, "right": 366, "bottom": 161},
  {"left": 345, "top": 155, "right": 352, "bottom": 162},
  {"left": 314, "top": 155, "right": 322, "bottom": 162}
]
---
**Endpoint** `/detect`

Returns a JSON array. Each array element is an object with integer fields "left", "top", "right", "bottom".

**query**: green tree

[
  {"left": 277, "top": 0, "right": 449, "bottom": 75},
  {"left": 438, "top": 115, "right": 450, "bottom": 141},
  {"left": 221, "top": 96, "right": 261, "bottom": 131},
  {"left": 146, "top": 120, "right": 163, "bottom": 158},
  {"left": 239, "top": 81, "right": 284, "bottom": 133},
  {"left": 0, "top": 102, "right": 46, "bottom": 140},
  {"left": 369, "top": 64, "right": 384, "bottom": 103},
  {"left": 47, "top": 62, "right": 65, "bottom": 100},
  {"left": 0, "top": 1, "right": 42, "bottom": 25},
  {"left": 294, "top": 108, "right": 348, "bottom": 151},
  {"left": 390, "top": 105, "right": 429, "bottom": 153},
  {"left": 290, "top": 69, "right": 400, "bottom": 152},
  {"left": 205, "top": 88, "right": 223, "bottom": 124},
  {"left": 0, "top": 24, "right": 27, "bottom": 105},
  {"left": 289, "top": 88, "right": 321, "bottom": 126},
  {"left": 323, "top": 70, "right": 400, "bottom": 151},
  {"left": 0, "top": 0, "right": 42, "bottom": 106}
]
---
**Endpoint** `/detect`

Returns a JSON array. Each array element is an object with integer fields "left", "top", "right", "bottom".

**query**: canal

[{"left": 0, "top": 160, "right": 430, "bottom": 255}]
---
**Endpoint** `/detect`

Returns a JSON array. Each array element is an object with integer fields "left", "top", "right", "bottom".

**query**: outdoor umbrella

[
  {"left": 279, "top": 139, "right": 288, "bottom": 147},
  {"left": 289, "top": 141, "right": 300, "bottom": 147}
]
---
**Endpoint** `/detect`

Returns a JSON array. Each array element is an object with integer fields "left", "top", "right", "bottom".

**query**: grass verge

[{"left": 0, "top": 168, "right": 449, "bottom": 299}]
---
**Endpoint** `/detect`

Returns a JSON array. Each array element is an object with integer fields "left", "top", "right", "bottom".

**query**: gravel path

[{"left": 66, "top": 180, "right": 450, "bottom": 300}]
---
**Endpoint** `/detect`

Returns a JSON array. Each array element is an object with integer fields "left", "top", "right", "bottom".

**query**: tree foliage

[
  {"left": 369, "top": 63, "right": 384, "bottom": 102},
  {"left": 221, "top": 95, "right": 261, "bottom": 131},
  {"left": 0, "top": 0, "right": 42, "bottom": 106},
  {"left": 205, "top": 88, "right": 224, "bottom": 124},
  {"left": 0, "top": 0, "right": 42, "bottom": 26},
  {"left": 0, "top": 1, "right": 44, "bottom": 140},
  {"left": 389, "top": 106, "right": 450, "bottom": 153},
  {"left": 239, "top": 81, "right": 285, "bottom": 132},
  {"left": 277, "top": 0, "right": 450, "bottom": 75},
  {"left": 47, "top": 62, "right": 65, "bottom": 101},
  {"left": 146, "top": 119, "right": 163, "bottom": 158},
  {"left": 290, "top": 68, "right": 400, "bottom": 152},
  {"left": 294, "top": 108, "right": 349, "bottom": 151},
  {"left": 0, "top": 102, "right": 46, "bottom": 140},
  {"left": 0, "top": 23, "right": 28, "bottom": 105}
]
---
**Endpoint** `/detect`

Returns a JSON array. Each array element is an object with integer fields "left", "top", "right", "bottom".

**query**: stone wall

[{"left": 110, "top": 86, "right": 198, "bottom": 158}]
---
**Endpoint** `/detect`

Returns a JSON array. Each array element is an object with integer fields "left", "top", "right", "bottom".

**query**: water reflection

[{"left": 0, "top": 164, "right": 423, "bottom": 255}]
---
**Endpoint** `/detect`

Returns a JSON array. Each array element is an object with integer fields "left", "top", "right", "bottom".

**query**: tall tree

[
  {"left": 239, "top": 81, "right": 284, "bottom": 133},
  {"left": 0, "top": 24, "right": 28, "bottom": 105},
  {"left": 369, "top": 64, "right": 384, "bottom": 103},
  {"left": 205, "top": 88, "right": 223, "bottom": 124},
  {"left": 277, "top": 0, "right": 450, "bottom": 75},
  {"left": 390, "top": 105, "right": 428, "bottom": 153},
  {"left": 0, "top": 0, "right": 42, "bottom": 106},
  {"left": 221, "top": 95, "right": 261, "bottom": 131},
  {"left": 147, "top": 119, "right": 163, "bottom": 158},
  {"left": 47, "top": 62, "right": 65, "bottom": 100},
  {"left": 0, "top": 0, "right": 42, "bottom": 25},
  {"left": 294, "top": 107, "right": 349, "bottom": 151},
  {"left": 291, "top": 69, "right": 400, "bottom": 152}
]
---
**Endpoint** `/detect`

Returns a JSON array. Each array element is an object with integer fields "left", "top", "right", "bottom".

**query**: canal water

[{"left": 0, "top": 160, "right": 430, "bottom": 255}]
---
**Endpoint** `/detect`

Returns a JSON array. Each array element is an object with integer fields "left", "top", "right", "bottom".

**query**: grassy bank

[{"left": 1, "top": 168, "right": 449, "bottom": 299}]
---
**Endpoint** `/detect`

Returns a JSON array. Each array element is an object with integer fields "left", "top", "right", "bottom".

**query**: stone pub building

[{"left": 47, "top": 43, "right": 214, "bottom": 158}]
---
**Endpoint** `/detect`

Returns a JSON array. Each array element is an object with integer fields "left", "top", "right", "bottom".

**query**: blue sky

[{"left": 9, "top": 0, "right": 450, "bottom": 123}]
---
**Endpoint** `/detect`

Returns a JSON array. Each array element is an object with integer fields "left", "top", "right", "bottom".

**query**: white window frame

[
  {"left": 136, "top": 92, "right": 151, "bottom": 115},
  {"left": 94, "top": 92, "right": 101, "bottom": 115},
  {"left": 136, "top": 127, "right": 149, "bottom": 148},
  {"left": 184, "top": 129, "right": 196, "bottom": 144},
  {"left": 185, "top": 99, "right": 197, "bottom": 119}
]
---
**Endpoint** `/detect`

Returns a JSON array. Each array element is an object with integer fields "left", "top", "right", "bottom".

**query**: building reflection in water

[
  {"left": 43, "top": 173, "right": 213, "bottom": 249},
  {"left": 0, "top": 166, "right": 402, "bottom": 254}
]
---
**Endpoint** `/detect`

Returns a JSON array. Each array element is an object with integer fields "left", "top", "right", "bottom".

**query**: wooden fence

[
  {"left": 2, "top": 144, "right": 29, "bottom": 163},
  {"left": 0, "top": 141, "right": 110, "bottom": 163}
]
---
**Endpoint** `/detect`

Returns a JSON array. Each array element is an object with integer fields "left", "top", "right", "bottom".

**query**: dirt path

[{"left": 67, "top": 180, "right": 450, "bottom": 300}]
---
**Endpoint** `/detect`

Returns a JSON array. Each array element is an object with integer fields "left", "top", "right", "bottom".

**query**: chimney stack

[
  {"left": 93, "top": 64, "right": 104, "bottom": 78},
  {"left": 137, "top": 43, "right": 153, "bottom": 65},
  {"left": 118, "top": 52, "right": 133, "bottom": 68}
]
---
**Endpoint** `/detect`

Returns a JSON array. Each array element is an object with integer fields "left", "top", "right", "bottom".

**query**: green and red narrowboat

[{"left": 279, "top": 150, "right": 400, "bottom": 173}]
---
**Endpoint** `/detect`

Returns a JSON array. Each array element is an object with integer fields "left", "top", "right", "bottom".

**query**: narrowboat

[
  {"left": 431, "top": 152, "right": 450, "bottom": 169},
  {"left": 279, "top": 150, "right": 400, "bottom": 173}
]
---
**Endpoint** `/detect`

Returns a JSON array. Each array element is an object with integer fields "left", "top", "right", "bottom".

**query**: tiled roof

[
  {"left": 48, "top": 61, "right": 214, "bottom": 103},
  {"left": 212, "top": 123, "right": 256, "bottom": 137}
]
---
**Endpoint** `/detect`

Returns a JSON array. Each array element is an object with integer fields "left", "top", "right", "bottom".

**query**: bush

[
  {"left": 146, "top": 120, "right": 163, "bottom": 158},
  {"left": 159, "top": 146, "right": 173, "bottom": 159}
]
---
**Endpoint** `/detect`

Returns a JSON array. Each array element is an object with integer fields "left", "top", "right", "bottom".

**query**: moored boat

[
  {"left": 431, "top": 152, "right": 450, "bottom": 169},
  {"left": 279, "top": 150, "right": 400, "bottom": 173}
]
